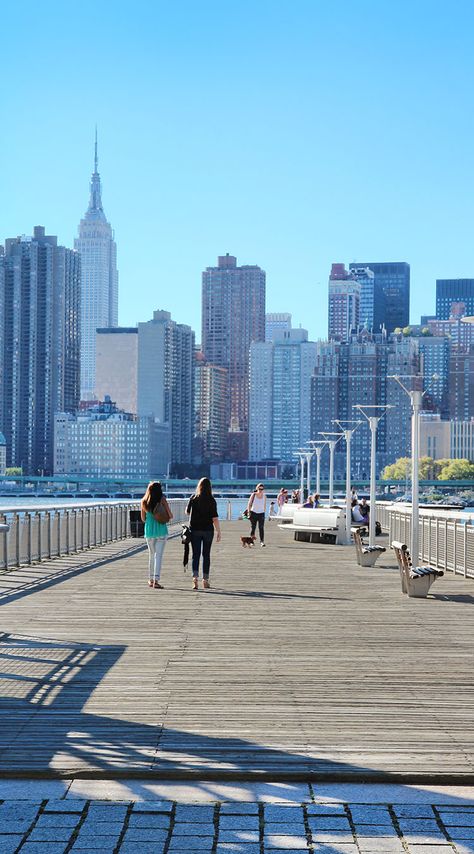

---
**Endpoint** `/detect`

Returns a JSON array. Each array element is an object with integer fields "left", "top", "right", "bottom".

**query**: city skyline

[{"left": 1, "top": 1, "right": 474, "bottom": 342}]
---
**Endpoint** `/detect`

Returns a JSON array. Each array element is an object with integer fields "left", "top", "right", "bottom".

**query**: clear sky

[{"left": 1, "top": 0, "right": 473, "bottom": 342}]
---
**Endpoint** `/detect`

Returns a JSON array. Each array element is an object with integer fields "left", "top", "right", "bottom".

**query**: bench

[
  {"left": 279, "top": 507, "right": 347, "bottom": 545},
  {"left": 391, "top": 540, "right": 444, "bottom": 598},
  {"left": 0, "top": 523, "right": 9, "bottom": 534},
  {"left": 351, "top": 527, "right": 386, "bottom": 567},
  {"left": 277, "top": 503, "right": 301, "bottom": 524}
]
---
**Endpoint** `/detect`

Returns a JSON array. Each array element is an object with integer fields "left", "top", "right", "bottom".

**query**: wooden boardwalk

[{"left": 1, "top": 520, "right": 474, "bottom": 782}]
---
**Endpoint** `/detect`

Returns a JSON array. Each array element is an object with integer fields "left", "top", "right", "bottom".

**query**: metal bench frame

[
  {"left": 392, "top": 540, "right": 444, "bottom": 598},
  {"left": 351, "top": 527, "right": 386, "bottom": 567}
]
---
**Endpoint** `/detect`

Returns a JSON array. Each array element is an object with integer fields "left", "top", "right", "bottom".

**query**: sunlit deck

[{"left": 1, "top": 520, "right": 474, "bottom": 782}]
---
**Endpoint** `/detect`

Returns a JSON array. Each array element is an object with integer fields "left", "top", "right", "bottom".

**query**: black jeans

[
  {"left": 190, "top": 529, "right": 214, "bottom": 578},
  {"left": 249, "top": 511, "right": 265, "bottom": 543}
]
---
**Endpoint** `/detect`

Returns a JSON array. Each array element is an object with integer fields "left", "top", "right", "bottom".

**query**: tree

[
  {"left": 5, "top": 467, "right": 22, "bottom": 476},
  {"left": 419, "top": 457, "right": 436, "bottom": 479},
  {"left": 381, "top": 458, "right": 411, "bottom": 480},
  {"left": 420, "top": 327, "right": 432, "bottom": 336},
  {"left": 402, "top": 326, "right": 412, "bottom": 336},
  {"left": 437, "top": 459, "right": 474, "bottom": 481}
]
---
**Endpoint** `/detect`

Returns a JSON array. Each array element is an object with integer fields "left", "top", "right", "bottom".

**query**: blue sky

[{"left": 1, "top": 0, "right": 473, "bottom": 341}]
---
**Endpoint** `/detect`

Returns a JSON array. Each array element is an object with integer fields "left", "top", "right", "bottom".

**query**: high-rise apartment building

[
  {"left": 0, "top": 431, "right": 6, "bottom": 476},
  {"left": 436, "top": 279, "right": 474, "bottom": 320},
  {"left": 328, "top": 264, "right": 360, "bottom": 341},
  {"left": 75, "top": 135, "right": 118, "bottom": 399},
  {"left": 202, "top": 254, "right": 265, "bottom": 458},
  {"left": 193, "top": 354, "right": 228, "bottom": 464},
  {"left": 137, "top": 310, "right": 194, "bottom": 467},
  {"left": 249, "top": 342, "right": 274, "bottom": 460},
  {"left": 310, "top": 332, "right": 417, "bottom": 478},
  {"left": 96, "top": 327, "right": 138, "bottom": 414},
  {"left": 265, "top": 313, "right": 292, "bottom": 342},
  {"left": 249, "top": 329, "right": 317, "bottom": 463},
  {"left": 349, "top": 262, "right": 410, "bottom": 332},
  {"left": 0, "top": 226, "right": 81, "bottom": 474},
  {"left": 351, "top": 266, "right": 386, "bottom": 333}
]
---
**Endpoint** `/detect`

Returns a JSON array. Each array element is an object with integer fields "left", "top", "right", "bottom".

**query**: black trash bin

[{"left": 129, "top": 509, "right": 144, "bottom": 538}]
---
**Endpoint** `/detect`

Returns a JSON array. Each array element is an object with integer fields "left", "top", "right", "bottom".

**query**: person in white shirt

[
  {"left": 351, "top": 499, "right": 365, "bottom": 523},
  {"left": 247, "top": 483, "right": 267, "bottom": 547}
]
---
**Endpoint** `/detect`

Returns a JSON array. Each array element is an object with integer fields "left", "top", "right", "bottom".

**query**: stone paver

[{"left": 0, "top": 790, "right": 474, "bottom": 852}]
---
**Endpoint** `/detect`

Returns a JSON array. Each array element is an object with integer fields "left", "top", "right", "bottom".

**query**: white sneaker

[{"left": 261, "top": 543, "right": 266, "bottom": 547}]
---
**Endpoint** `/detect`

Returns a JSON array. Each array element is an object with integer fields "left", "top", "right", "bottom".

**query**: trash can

[{"left": 129, "top": 510, "right": 144, "bottom": 538}]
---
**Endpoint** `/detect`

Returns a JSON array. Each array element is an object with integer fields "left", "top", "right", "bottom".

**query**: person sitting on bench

[{"left": 351, "top": 499, "right": 365, "bottom": 524}]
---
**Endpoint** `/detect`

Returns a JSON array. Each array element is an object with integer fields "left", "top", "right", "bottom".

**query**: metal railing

[
  {"left": 0, "top": 500, "right": 188, "bottom": 570},
  {"left": 376, "top": 501, "right": 474, "bottom": 579}
]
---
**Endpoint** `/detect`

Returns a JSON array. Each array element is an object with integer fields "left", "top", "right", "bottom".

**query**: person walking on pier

[
  {"left": 186, "top": 477, "right": 221, "bottom": 590},
  {"left": 247, "top": 483, "right": 267, "bottom": 547},
  {"left": 141, "top": 481, "right": 172, "bottom": 589}
]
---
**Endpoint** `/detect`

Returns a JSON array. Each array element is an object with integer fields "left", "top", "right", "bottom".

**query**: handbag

[{"left": 153, "top": 500, "right": 170, "bottom": 524}]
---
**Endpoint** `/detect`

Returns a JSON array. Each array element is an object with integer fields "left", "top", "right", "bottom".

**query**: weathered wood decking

[{"left": 1, "top": 520, "right": 474, "bottom": 782}]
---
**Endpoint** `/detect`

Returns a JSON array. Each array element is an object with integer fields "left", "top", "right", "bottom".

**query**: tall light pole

[
  {"left": 388, "top": 375, "right": 424, "bottom": 570},
  {"left": 309, "top": 440, "right": 327, "bottom": 496},
  {"left": 320, "top": 432, "right": 344, "bottom": 506},
  {"left": 353, "top": 405, "right": 392, "bottom": 547},
  {"left": 294, "top": 452, "right": 305, "bottom": 501},
  {"left": 334, "top": 420, "right": 362, "bottom": 545},
  {"left": 303, "top": 447, "right": 314, "bottom": 499}
]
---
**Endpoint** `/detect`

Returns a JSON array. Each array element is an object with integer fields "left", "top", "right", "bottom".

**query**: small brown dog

[{"left": 240, "top": 535, "right": 256, "bottom": 547}]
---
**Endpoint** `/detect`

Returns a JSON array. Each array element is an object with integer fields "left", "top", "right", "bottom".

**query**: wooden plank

[{"left": 0, "top": 521, "right": 473, "bottom": 780}]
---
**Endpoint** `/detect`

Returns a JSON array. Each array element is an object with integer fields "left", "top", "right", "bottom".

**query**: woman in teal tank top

[{"left": 140, "top": 481, "right": 173, "bottom": 588}]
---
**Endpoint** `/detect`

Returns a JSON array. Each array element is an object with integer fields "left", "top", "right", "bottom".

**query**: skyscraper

[
  {"left": 349, "top": 262, "right": 410, "bottom": 332},
  {"left": 96, "top": 327, "right": 138, "bottom": 414},
  {"left": 265, "top": 313, "right": 292, "bottom": 342},
  {"left": 0, "top": 226, "right": 81, "bottom": 474},
  {"left": 75, "top": 132, "right": 118, "bottom": 399},
  {"left": 436, "top": 279, "right": 474, "bottom": 320},
  {"left": 202, "top": 254, "right": 265, "bottom": 458},
  {"left": 193, "top": 354, "right": 228, "bottom": 464},
  {"left": 249, "top": 329, "right": 317, "bottom": 463},
  {"left": 137, "top": 310, "right": 194, "bottom": 468},
  {"left": 310, "top": 331, "right": 417, "bottom": 478},
  {"left": 328, "top": 264, "right": 360, "bottom": 341}
]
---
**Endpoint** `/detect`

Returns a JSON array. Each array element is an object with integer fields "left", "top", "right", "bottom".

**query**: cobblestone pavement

[{"left": 1, "top": 798, "right": 474, "bottom": 853}]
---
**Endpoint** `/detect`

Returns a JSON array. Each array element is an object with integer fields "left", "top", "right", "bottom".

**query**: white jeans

[{"left": 146, "top": 537, "right": 167, "bottom": 581}]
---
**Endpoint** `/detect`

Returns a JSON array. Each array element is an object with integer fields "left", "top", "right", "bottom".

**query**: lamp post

[
  {"left": 294, "top": 452, "right": 305, "bottom": 502},
  {"left": 333, "top": 420, "right": 362, "bottom": 545},
  {"left": 388, "top": 375, "right": 424, "bottom": 570},
  {"left": 303, "top": 447, "right": 314, "bottom": 499},
  {"left": 319, "top": 432, "right": 344, "bottom": 506},
  {"left": 353, "top": 405, "right": 392, "bottom": 547},
  {"left": 309, "top": 440, "right": 327, "bottom": 496}
]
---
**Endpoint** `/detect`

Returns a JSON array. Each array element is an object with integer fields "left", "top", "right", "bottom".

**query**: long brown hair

[
  {"left": 195, "top": 477, "right": 213, "bottom": 500},
  {"left": 142, "top": 481, "right": 163, "bottom": 511}
]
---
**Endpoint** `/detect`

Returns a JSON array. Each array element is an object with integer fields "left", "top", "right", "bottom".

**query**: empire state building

[{"left": 75, "top": 134, "right": 118, "bottom": 399}]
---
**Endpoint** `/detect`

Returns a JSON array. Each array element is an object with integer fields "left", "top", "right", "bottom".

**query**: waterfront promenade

[
  {"left": 1, "top": 520, "right": 474, "bottom": 783},
  {"left": 2, "top": 522, "right": 474, "bottom": 852}
]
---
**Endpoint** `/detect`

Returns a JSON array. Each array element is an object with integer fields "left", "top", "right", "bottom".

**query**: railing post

[
  {"left": 37, "top": 512, "right": 42, "bottom": 562},
  {"left": 464, "top": 522, "right": 469, "bottom": 578},
  {"left": 27, "top": 513, "right": 32, "bottom": 565},
  {"left": 15, "top": 513, "right": 20, "bottom": 568},
  {"left": 65, "top": 511, "right": 70, "bottom": 555},
  {"left": 454, "top": 519, "right": 457, "bottom": 575}
]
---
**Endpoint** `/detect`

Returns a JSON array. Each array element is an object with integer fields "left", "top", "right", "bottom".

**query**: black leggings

[{"left": 250, "top": 511, "right": 265, "bottom": 543}]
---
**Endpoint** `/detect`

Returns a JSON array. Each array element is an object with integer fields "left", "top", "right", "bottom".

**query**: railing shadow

[{"left": 2, "top": 631, "right": 474, "bottom": 854}]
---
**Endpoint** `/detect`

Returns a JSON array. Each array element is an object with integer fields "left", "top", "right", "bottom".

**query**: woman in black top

[{"left": 186, "top": 477, "right": 221, "bottom": 590}]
